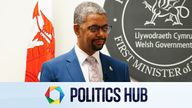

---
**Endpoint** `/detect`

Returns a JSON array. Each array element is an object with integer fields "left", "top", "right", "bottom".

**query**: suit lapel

[
  {"left": 100, "top": 53, "right": 114, "bottom": 82},
  {"left": 65, "top": 48, "right": 85, "bottom": 82}
]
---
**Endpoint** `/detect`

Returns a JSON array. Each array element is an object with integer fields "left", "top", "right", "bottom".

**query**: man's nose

[{"left": 96, "top": 29, "right": 108, "bottom": 37}]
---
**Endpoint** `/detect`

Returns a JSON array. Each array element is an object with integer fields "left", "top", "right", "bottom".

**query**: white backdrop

[{"left": 0, "top": 0, "right": 108, "bottom": 82}]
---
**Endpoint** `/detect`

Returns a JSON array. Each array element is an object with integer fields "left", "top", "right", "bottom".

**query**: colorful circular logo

[{"left": 45, "top": 86, "right": 64, "bottom": 104}]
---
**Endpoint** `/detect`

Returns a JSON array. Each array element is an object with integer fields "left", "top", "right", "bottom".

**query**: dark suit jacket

[{"left": 40, "top": 48, "right": 130, "bottom": 82}]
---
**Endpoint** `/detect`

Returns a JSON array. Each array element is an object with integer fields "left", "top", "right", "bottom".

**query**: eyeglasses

[{"left": 87, "top": 24, "right": 112, "bottom": 33}]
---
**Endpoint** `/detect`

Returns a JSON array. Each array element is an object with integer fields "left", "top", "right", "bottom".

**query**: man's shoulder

[
  {"left": 100, "top": 53, "right": 127, "bottom": 65},
  {"left": 45, "top": 49, "right": 75, "bottom": 64}
]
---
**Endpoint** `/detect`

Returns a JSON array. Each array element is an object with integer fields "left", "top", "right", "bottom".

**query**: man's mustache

[{"left": 93, "top": 38, "right": 106, "bottom": 41}]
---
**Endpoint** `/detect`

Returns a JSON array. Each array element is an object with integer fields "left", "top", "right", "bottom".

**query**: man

[{"left": 40, "top": 1, "right": 130, "bottom": 82}]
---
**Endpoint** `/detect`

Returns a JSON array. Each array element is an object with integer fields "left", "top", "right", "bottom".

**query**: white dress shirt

[{"left": 74, "top": 45, "right": 103, "bottom": 82}]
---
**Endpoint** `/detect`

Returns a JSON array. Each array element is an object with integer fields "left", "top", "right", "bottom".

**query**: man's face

[{"left": 75, "top": 13, "right": 109, "bottom": 55}]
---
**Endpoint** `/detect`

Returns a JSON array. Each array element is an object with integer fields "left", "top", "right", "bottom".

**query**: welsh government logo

[
  {"left": 45, "top": 86, "right": 64, "bottom": 104},
  {"left": 104, "top": 0, "right": 192, "bottom": 81},
  {"left": 143, "top": 0, "right": 190, "bottom": 26}
]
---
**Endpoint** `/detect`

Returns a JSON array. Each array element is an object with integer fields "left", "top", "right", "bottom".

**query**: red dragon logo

[{"left": 25, "top": 2, "right": 55, "bottom": 82}]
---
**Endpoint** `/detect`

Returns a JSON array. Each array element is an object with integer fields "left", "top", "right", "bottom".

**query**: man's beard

[{"left": 91, "top": 38, "right": 106, "bottom": 51}]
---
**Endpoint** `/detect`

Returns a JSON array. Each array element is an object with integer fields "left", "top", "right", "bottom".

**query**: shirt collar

[{"left": 75, "top": 44, "right": 100, "bottom": 64}]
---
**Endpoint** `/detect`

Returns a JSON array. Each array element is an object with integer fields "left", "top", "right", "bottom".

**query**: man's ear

[{"left": 74, "top": 24, "right": 80, "bottom": 37}]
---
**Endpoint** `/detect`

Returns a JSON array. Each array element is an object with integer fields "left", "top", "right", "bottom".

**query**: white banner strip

[{"left": 0, "top": 82, "right": 191, "bottom": 108}]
